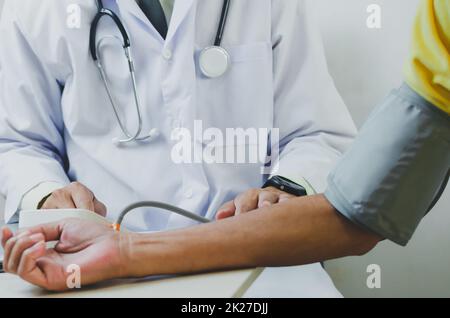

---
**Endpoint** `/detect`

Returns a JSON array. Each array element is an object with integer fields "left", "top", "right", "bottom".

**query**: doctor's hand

[
  {"left": 1, "top": 219, "right": 128, "bottom": 291},
  {"left": 40, "top": 182, "right": 107, "bottom": 217},
  {"left": 216, "top": 187, "right": 296, "bottom": 220}
]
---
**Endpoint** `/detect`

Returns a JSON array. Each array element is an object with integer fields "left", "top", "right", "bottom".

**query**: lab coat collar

[
  {"left": 117, "top": 0, "right": 195, "bottom": 44},
  {"left": 166, "top": 0, "right": 195, "bottom": 42}
]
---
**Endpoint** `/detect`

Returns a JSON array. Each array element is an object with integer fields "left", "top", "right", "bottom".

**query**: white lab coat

[{"left": 0, "top": 0, "right": 352, "bottom": 296}]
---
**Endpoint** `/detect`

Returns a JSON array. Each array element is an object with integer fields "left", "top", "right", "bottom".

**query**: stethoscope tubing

[
  {"left": 90, "top": 0, "right": 232, "bottom": 144},
  {"left": 90, "top": 4, "right": 130, "bottom": 61},
  {"left": 91, "top": 0, "right": 231, "bottom": 59},
  {"left": 215, "top": 0, "right": 231, "bottom": 47}
]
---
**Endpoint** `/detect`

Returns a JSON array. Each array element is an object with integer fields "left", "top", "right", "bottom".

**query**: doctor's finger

[
  {"left": 93, "top": 198, "right": 107, "bottom": 217},
  {"left": 71, "top": 185, "right": 96, "bottom": 212},
  {"left": 235, "top": 189, "right": 259, "bottom": 215},
  {"left": 42, "top": 198, "right": 76, "bottom": 210},
  {"left": 42, "top": 190, "right": 76, "bottom": 210},
  {"left": 7, "top": 233, "right": 45, "bottom": 274},
  {"left": 278, "top": 193, "right": 296, "bottom": 203},
  {"left": 257, "top": 190, "right": 279, "bottom": 208},
  {"left": 216, "top": 201, "right": 236, "bottom": 220}
]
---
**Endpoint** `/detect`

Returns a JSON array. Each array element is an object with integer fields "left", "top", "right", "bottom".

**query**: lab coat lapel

[
  {"left": 165, "top": 0, "right": 195, "bottom": 42},
  {"left": 116, "top": 0, "right": 164, "bottom": 43},
  {"left": 117, "top": 0, "right": 195, "bottom": 43},
  {"left": 116, "top": 0, "right": 149, "bottom": 25}
]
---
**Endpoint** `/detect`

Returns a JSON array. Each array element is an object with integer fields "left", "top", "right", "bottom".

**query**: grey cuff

[{"left": 325, "top": 84, "right": 450, "bottom": 246}]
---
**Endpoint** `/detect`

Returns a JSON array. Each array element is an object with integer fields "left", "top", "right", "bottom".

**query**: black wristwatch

[{"left": 263, "top": 176, "right": 308, "bottom": 197}]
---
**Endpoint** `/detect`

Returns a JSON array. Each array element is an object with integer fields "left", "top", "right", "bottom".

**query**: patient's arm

[
  {"left": 126, "top": 195, "right": 382, "bottom": 278},
  {"left": 1, "top": 194, "right": 382, "bottom": 290}
]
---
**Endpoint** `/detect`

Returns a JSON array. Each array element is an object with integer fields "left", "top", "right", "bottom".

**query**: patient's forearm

[{"left": 124, "top": 195, "right": 381, "bottom": 278}]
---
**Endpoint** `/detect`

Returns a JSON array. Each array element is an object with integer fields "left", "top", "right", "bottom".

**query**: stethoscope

[{"left": 90, "top": 0, "right": 232, "bottom": 145}]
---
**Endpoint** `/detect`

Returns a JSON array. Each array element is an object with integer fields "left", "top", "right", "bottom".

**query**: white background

[
  {"left": 0, "top": 0, "right": 449, "bottom": 297},
  {"left": 307, "top": 0, "right": 450, "bottom": 298}
]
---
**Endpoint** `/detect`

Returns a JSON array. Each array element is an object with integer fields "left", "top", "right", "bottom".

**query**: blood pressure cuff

[{"left": 325, "top": 84, "right": 450, "bottom": 246}]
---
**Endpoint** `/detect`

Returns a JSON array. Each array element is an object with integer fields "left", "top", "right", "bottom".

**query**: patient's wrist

[
  {"left": 117, "top": 232, "right": 140, "bottom": 278},
  {"left": 123, "top": 229, "right": 211, "bottom": 278},
  {"left": 122, "top": 232, "right": 169, "bottom": 278}
]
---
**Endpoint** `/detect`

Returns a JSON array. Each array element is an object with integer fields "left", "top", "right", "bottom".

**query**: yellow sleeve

[{"left": 404, "top": 0, "right": 450, "bottom": 114}]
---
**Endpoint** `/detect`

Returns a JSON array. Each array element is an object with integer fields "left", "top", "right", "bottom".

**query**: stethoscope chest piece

[{"left": 199, "top": 46, "right": 230, "bottom": 78}]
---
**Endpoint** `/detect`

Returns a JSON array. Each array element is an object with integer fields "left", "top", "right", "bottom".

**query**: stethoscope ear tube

[
  {"left": 90, "top": 7, "right": 131, "bottom": 61},
  {"left": 96, "top": 0, "right": 103, "bottom": 10}
]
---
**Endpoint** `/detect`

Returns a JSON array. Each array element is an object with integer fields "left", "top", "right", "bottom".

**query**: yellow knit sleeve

[{"left": 404, "top": 0, "right": 450, "bottom": 114}]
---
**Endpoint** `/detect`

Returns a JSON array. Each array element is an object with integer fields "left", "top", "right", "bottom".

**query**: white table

[
  {"left": 245, "top": 264, "right": 342, "bottom": 298},
  {"left": 0, "top": 268, "right": 263, "bottom": 298},
  {"left": 0, "top": 264, "right": 341, "bottom": 298}
]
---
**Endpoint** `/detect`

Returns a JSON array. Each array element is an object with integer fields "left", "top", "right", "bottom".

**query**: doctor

[{"left": 0, "top": 0, "right": 354, "bottom": 295}]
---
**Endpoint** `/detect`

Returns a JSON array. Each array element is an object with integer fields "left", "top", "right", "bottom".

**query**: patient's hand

[
  {"left": 1, "top": 219, "right": 129, "bottom": 291},
  {"left": 216, "top": 187, "right": 295, "bottom": 220},
  {"left": 40, "top": 182, "right": 107, "bottom": 217}
]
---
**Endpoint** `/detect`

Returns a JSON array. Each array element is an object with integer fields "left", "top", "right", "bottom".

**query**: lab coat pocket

[
  {"left": 199, "top": 137, "right": 269, "bottom": 191},
  {"left": 195, "top": 42, "right": 274, "bottom": 136}
]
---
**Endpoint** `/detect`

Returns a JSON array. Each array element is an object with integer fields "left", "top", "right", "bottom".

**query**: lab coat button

[
  {"left": 163, "top": 49, "right": 172, "bottom": 60},
  {"left": 172, "top": 119, "right": 181, "bottom": 129},
  {"left": 184, "top": 188, "right": 193, "bottom": 199}
]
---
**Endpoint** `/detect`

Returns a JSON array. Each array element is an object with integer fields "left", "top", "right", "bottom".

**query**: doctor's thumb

[{"left": 93, "top": 199, "right": 108, "bottom": 217}]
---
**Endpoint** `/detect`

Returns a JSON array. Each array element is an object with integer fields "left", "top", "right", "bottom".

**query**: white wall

[
  {"left": 309, "top": 0, "right": 417, "bottom": 126},
  {"left": 0, "top": 0, "right": 449, "bottom": 297},
  {"left": 308, "top": 0, "right": 450, "bottom": 298},
  {"left": 0, "top": 0, "right": 4, "bottom": 223}
]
